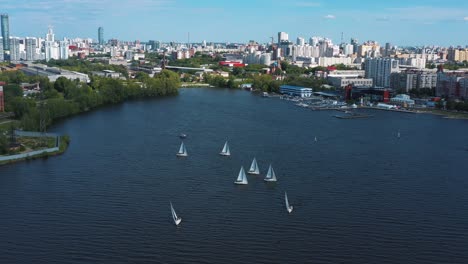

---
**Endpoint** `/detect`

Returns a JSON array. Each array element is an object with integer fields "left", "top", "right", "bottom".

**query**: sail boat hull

[
  {"left": 176, "top": 153, "right": 188, "bottom": 157},
  {"left": 264, "top": 178, "right": 277, "bottom": 182},
  {"left": 234, "top": 181, "right": 248, "bottom": 185},
  {"left": 287, "top": 206, "right": 293, "bottom": 213},
  {"left": 247, "top": 171, "right": 260, "bottom": 175},
  {"left": 175, "top": 218, "right": 182, "bottom": 225},
  {"left": 219, "top": 152, "right": 230, "bottom": 156}
]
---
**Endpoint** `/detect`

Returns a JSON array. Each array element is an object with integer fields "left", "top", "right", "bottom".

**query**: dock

[{"left": 333, "top": 114, "right": 373, "bottom": 119}]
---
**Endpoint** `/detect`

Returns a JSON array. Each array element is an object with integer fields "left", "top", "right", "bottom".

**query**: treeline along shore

[{"left": 0, "top": 68, "right": 180, "bottom": 157}]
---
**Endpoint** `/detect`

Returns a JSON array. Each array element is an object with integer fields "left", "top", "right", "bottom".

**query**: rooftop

[{"left": 280, "top": 85, "right": 313, "bottom": 91}]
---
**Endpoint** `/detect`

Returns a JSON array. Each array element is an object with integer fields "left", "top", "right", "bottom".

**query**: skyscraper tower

[
  {"left": 98, "top": 27, "right": 104, "bottom": 45},
  {"left": 0, "top": 37, "right": 4, "bottom": 61},
  {"left": 1, "top": 14, "right": 10, "bottom": 60},
  {"left": 46, "top": 26, "right": 55, "bottom": 42}
]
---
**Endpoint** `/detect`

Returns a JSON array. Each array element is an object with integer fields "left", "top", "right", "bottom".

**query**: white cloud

[
  {"left": 464, "top": 16, "right": 468, "bottom": 21},
  {"left": 324, "top": 14, "right": 335, "bottom": 19}
]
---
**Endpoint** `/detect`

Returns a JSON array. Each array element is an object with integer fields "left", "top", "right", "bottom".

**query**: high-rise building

[
  {"left": 365, "top": 58, "right": 399, "bottom": 88},
  {"left": 0, "top": 37, "right": 4, "bottom": 62},
  {"left": 98, "top": 27, "right": 104, "bottom": 45},
  {"left": 46, "top": 26, "right": 54, "bottom": 42},
  {"left": 25, "top": 37, "right": 37, "bottom": 61},
  {"left": 278, "top": 32, "right": 289, "bottom": 44},
  {"left": 1, "top": 14, "right": 9, "bottom": 51},
  {"left": 351, "top": 38, "right": 359, "bottom": 54},
  {"left": 384, "top": 42, "right": 391, "bottom": 57},
  {"left": 1, "top": 14, "right": 9, "bottom": 60},
  {"left": 45, "top": 26, "right": 59, "bottom": 61},
  {"left": 59, "top": 40, "right": 69, "bottom": 60},
  {"left": 9, "top": 37, "right": 20, "bottom": 61},
  {"left": 296, "top": 37, "right": 305, "bottom": 46},
  {"left": 344, "top": 44, "right": 354, "bottom": 56}
]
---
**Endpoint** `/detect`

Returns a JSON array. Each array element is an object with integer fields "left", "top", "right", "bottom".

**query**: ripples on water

[{"left": 1, "top": 88, "right": 468, "bottom": 263}]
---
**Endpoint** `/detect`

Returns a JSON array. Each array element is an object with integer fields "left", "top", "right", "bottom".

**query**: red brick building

[{"left": 0, "top": 82, "right": 5, "bottom": 112}]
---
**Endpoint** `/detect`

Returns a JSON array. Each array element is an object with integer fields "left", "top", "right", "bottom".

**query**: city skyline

[{"left": 1, "top": 0, "right": 468, "bottom": 46}]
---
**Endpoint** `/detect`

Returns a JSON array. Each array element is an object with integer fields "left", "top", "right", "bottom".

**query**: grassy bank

[{"left": 0, "top": 135, "right": 70, "bottom": 166}]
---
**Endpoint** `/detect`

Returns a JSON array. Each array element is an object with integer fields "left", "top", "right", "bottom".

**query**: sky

[{"left": 2, "top": 0, "right": 468, "bottom": 46}]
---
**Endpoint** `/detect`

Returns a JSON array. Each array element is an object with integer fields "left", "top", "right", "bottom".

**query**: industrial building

[
  {"left": 91, "top": 70, "right": 122, "bottom": 79},
  {"left": 20, "top": 64, "right": 90, "bottom": 83},
  {"left": 279, "top": 85, "right": 313, "bottom": 97},
  {"left": 327, "top": 70, "right": 373, "bottom": 88}
]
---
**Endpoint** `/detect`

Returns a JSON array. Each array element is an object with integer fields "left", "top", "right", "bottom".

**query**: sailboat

[
  {"left": 247, "top": 157, "right": 260, "bottom": 175},
  {"left": 285, "top": 192, "right": 293, "bottom": 213},
  {"left": 176, "top": 141, "right": 188, "bottom": 157},
  {"left": 219, "top": 141, "right": 230, "bottom": 156},
  {"left": 264, "top": 164, "right": 277, "bottom": 182},
  {"left": 397, "top": 130, "right": 401, "bottom": 139},
  {"left": 234, "top": 166, "right": 248, "bottom": 185},
  {"left": 170, "top": 202, "right": 182, "bottom": 226},
  {"left": 314, "top": 136, "right": 318, "bottom": 142}
]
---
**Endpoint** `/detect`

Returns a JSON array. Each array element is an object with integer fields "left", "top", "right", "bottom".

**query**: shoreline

[{"left": 0, "top": 135, "right": 70, "bottom": 166}]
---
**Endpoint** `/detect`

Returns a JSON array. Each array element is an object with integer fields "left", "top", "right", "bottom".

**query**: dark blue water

[{"left": 1, "top": 88, "right": 468, "bottom": 264}]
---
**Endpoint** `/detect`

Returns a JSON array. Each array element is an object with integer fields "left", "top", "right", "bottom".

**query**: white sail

[
  {"left": 176, "top": 142, "right": 188, "bottom": 157},
  {"left": 248, "top": 157, "right": 260, "bottom": 175},
  {"left": 397, "top": 131, "right": 401, "bottom": 138},
  {"left": 285, "top": 192, "right": 293, "bottom": 213},
  {"left": 219, "top": 141, "right": 230, "bottom": 156},
  {"left": 234, "top": 166, "right": 248, "bottom": 185},
  {"left": 170, "top": 202, "right": 182, "bottom": 226},
  {"left": 264, "top": 164, "right": 277, "bottom": 182},
  {"left": 314, "top": 136, "right": 317, "bottom": 142}
]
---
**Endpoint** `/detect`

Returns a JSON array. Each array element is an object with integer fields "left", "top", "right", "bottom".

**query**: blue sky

[{"left": 2, "top": 0, "right": 468, "bottom": 46}]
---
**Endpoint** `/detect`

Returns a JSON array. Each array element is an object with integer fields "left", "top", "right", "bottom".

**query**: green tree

[
  {"left": 4, "top": 84, "right": 23, "bottom": 98},
  {"left": 7, "top": 97, "right": 36, "bottom": 118},
  {"left": 54, "top": 76, "right": 74, "bottom": 93},
  {"left": 0, "top": 131, "right": 8, "bottom": 154}
]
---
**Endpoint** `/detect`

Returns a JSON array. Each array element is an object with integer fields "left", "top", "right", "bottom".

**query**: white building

[
  {"left": 297, "top": 37, "right": 305, "bottom": 46},
  {"left": 44, "top": 27, "right": 59, "bottom": 61},
  {"left": 25, "top": 37, "right": 37, "bottom": 61},
  {"left": 317, "top": 57, "right": 353, "bottom": 67},
  {"left": 278, "top": 32, "right": 289, "bottom": 43},
  {"left": 9, "top": 37, "right": 20, "bottom": 61},
  {"left": 390, "top": 94, "right": 415, "bottom": 107},
  {"left": 59, "top": 40, "right": 69, "bottom": 60},
  {"left": 365, "top": 58, "right": 399, "bottom": 87},
  {"left": 328, "top": 70, "right": 370, "bottom": 88},
  {"left": 280, "top": 85, "right": 313, "bottom": 97},
  {"left": 344, "top": 44, "right": 354, "bottom": 56}
]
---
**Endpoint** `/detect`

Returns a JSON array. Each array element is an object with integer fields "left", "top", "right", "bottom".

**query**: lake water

[{"left": 1, "top": 88, "right": 468, "bottom": 263}]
